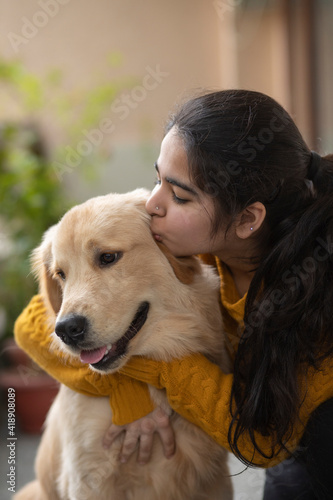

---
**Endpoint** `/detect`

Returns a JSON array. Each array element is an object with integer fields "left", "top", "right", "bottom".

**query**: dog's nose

[{"left": 55, "top": 315, "right": 88, "bottom": 345}]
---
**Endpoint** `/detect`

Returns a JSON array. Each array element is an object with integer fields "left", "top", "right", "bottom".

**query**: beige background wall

[{"left": 0, "top": 0, "right": 329, "bottom": 199}]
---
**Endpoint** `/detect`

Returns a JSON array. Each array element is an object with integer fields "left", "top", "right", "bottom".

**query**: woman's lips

[{"left": 151, "top": 223, "right": 162, "bottom": 241}]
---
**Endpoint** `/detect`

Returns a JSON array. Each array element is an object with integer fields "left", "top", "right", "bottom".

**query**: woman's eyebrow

[{"left": 154, "top": 162, "right": 198, "bottom": 196}]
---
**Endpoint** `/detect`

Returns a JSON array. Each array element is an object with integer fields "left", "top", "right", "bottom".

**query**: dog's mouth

[{"left": 79, "top": 301, "right": 149, "bottom": 370}]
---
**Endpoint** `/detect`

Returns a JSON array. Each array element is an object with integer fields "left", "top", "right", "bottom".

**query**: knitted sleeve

[
  {"left": 120, "top": 353, "right": 333, "bottom": 467},
  {"left": 14, "top": 295, "right": 154, "bottom": 424}
]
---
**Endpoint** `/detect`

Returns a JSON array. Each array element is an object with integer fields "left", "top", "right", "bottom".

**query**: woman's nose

[{"left": 146, "top": 189, "right": 164, "bottom": 216}]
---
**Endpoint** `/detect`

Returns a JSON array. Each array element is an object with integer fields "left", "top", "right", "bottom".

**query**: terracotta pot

[
  {"left": 0, "top": 339, "right": 59, "bottom": 433},
  {"left": 1, "top": 338, "right": 32, "bottom": 367},
  {"left": 0, "top": 369, "right": 59, "bottom": 434}
]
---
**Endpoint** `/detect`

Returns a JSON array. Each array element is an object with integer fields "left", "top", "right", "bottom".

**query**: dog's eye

[
  {"left": 55, "top": 270, "right": 66, "bottom": 281},
  {"left": 99, "top": 252, "right": 122, "bottom": 267}
]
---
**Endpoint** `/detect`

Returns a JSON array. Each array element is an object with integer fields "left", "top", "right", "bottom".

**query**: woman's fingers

[
  {"left": 103, "top": 424, "right": 125, "bottom": 449},
  {"left": 137, "top": 432, "right": 155, "bottom": 465},
  {"left": 157, "top": 421, "right": 176, "bottom": 459},
  {"left": 119, "top": 422, "right": 141, "bottom": 462},
  {"left": 152, "top": 407, "right": 176, "bottom": 459},
  {"left": 102, "top": 407, "right": 176, "bottom": 464}
]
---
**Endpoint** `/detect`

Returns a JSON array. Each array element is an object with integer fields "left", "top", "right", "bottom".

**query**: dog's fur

[{"left": 15, "top": 189, "right": 233, "bottom": 500}]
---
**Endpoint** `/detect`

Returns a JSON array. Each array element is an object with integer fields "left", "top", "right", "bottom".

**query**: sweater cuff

[{"left": 109, "top": 374, "right": 155, "bottom": 425}]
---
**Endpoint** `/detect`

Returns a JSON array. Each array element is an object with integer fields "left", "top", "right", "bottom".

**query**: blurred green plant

[
  {"left": 0, "top": 56, "right": 131, "bottom": 342},
  {"left": 0, "top": 122, "right": 67, "bottom": 341}
]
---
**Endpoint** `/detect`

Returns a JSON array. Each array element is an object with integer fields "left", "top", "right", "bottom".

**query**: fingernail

[{"left": 120, "top": 457, "right": 127, "bottom": 463}]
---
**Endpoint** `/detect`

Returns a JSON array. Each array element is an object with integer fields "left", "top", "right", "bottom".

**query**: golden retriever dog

[{"left": 15, "top": 189, "right": 233, "bottom": 500}]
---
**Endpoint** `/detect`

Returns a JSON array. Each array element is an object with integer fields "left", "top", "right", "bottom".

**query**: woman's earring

[{"left": 250, "top": 227, "right": 253, "bottom": 231}]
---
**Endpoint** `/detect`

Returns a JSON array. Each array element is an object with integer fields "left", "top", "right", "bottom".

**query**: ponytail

[{"left": 310, "top": 152, "right": 333, "bottom": 195}]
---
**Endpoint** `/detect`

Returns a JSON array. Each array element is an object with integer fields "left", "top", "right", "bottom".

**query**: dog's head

[{"left": 32, "top": 189, "right": 222, "bottom": 374}]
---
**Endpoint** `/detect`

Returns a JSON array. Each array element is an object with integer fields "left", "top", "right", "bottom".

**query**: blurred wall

[
  {"left": 0, "top": 0, "right": 223, "bottom": 198},
  {"left": 0, "top": 0, "right": 331, "bottom": 199}
]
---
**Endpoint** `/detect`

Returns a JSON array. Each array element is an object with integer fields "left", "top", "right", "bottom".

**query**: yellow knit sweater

[{"left": 14, "top": 256, "right": 333, "bottom": 467}]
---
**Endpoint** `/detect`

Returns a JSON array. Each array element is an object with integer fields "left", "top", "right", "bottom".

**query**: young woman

[{"left": 15, "top": 90, "right": 333, "bottom": 499}]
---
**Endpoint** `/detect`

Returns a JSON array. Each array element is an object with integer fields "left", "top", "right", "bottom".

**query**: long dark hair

[{"left": 167, "top": 89, "right": 333, "bottom": 465}]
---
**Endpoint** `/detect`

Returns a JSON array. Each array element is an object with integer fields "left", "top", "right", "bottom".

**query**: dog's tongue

[{"left": 80, "top": 346, "right": 107, "bottom": 364}]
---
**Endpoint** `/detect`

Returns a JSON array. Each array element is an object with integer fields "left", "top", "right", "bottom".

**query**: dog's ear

[
  {"left": 31, "top": 225, "right": 62, "bottom": 316},
  {"left": 156, "top": 242, "right": 201, "bottom": 285}
]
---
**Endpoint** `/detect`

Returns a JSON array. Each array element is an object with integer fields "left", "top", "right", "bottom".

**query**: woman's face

[{"left": 146, "top": 128, "right": 229, "bottom": 257}]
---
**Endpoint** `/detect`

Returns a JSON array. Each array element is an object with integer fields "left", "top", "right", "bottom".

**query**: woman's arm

[
  {"left": 13, "top": 295, "right": 276, "bottom": 466},
  {"left": 120, "top": 353, "right": 333, "bottom": 467},
  {"left": 15, "top": 296, "right": 333, "bottom": 467}
]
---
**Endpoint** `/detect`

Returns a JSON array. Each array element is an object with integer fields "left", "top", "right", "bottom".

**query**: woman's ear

[{"left": 235, "top": 202, "right": 266, "bottom": 239}]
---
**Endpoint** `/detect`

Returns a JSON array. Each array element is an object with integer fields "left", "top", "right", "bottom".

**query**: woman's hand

[{"left": 103, "top": 407, "right": 175, "bottom": 465}]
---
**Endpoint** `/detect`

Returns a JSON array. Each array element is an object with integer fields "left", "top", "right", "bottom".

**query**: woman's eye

[
  {"left": 172, "top": 192, "right": 188, "bottom": 205},
  {"left": 154, "top": 178, "right": 161, "bottom": 186},
  {"left": 99, "top": 252, "right": 123, "bottom": 267}
]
